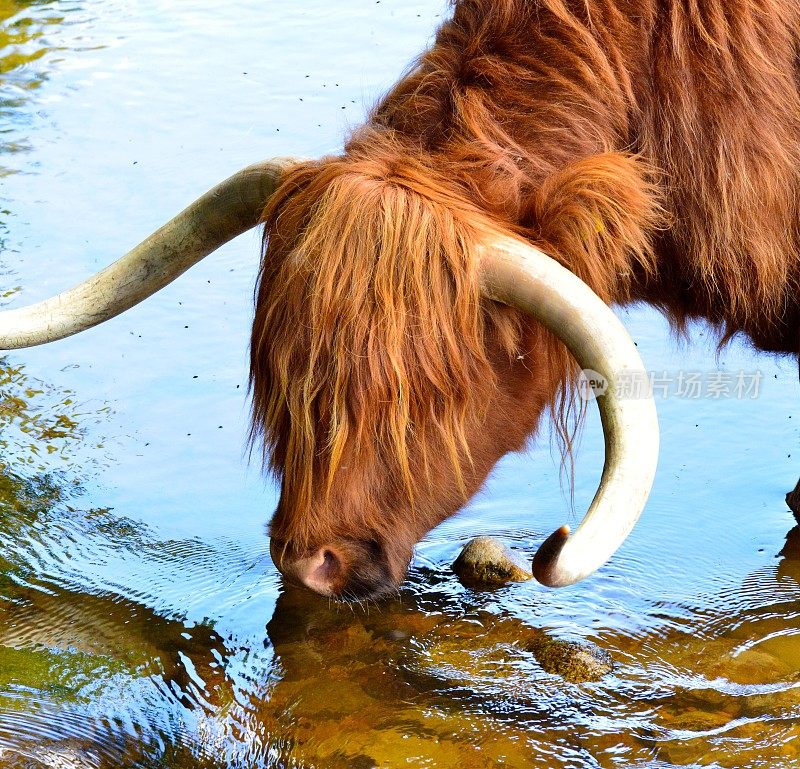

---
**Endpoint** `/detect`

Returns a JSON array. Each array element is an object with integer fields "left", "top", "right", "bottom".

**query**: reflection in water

[
  {"left": 618, "top": 563, "right": 800, "bottom": 767},
  {"left": 0, "top": 580, "right": 228, "bottom": 767},
  {"left": 257, "top": 559, "right": 800, "bottom": 769},
  {"left": 0, "top": 0, "right": 77, "bottom": 174},
  {"left": 3, "top": 530, "right": 800, "bottom": 768},
  {"left": 262, "top": 585, "right": 578, "bottom": 769},
  {"left": 0, "top": 361, "right": 230, "bottom": 766},
  {"left": 0, "top": 0, "right": 92, "bottom": 303}
]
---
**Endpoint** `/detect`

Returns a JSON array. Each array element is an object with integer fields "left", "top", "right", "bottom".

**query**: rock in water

[
  {"left": 527, "top": 636, "right": 613, "bottom": 682},
  {"left": 452, "top": 536, "right": 532, "bottom": 587}
]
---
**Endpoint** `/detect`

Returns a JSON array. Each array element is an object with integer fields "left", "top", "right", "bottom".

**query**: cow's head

[
  {"left": 251, "top": 153, "right": 567, "bottom": 600},
  {"left": 0, "top": 156, "right": 658, "bottom": 602}
]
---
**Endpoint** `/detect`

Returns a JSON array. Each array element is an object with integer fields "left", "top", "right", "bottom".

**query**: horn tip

[{"left": 532, "top": 523, "right": 572, "bottom": 587}]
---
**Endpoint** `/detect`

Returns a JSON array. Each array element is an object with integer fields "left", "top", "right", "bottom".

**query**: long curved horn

[
  {"left": 0, "top": 158, "right": 298, "bottom": 349},
  {"left": 478, "top": 233, "right": 659, "bottom": 588}
]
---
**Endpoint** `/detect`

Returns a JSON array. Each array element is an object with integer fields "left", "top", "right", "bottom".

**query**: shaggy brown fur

[{"left": 251, "top": 0, "right": 800, "bottom": 598}]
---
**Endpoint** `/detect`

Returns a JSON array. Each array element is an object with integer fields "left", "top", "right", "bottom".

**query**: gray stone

[{"left": 451, "top": 536, "right": 532, "bottom": 587}]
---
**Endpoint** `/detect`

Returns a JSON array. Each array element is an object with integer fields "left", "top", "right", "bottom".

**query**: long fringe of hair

[{"left": 250, "top": 144, "right": 531, "bottom": 542}]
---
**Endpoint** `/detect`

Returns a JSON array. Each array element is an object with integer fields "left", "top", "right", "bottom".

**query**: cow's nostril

[
  {"left": 290, "top": 546, "right": 343, "bottom": 596},
  {"left": 321, "top": 548, "right": 337, "bottom": 572}
]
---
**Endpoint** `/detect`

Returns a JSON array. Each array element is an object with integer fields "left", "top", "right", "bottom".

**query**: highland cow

[{"left": 3, "top": 0, "right": 798, "bottom": 601}]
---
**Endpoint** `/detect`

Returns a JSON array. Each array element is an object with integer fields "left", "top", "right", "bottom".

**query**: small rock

[
  {"left": 452, "top": 536, "right": 532, "bottom": 587},
  {"left": 527, "top": 636, "right": 613, "bottom": 682}
]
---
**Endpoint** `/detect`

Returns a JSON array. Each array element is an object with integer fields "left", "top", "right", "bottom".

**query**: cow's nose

[{"left": 281, "top": 546, "right": 343, "bottom": 596}]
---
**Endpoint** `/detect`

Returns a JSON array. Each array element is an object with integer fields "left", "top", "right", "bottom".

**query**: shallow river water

[{"left": 1, "top": 2, "right": 800, "bottom": 767}]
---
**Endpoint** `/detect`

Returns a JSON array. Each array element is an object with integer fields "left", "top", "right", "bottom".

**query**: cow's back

[
  {"left": 368, "top": 0, "right": 800, "bottom": 351},
  {"left": 637, "top": 0, "right": 800, "bottom": 351}
]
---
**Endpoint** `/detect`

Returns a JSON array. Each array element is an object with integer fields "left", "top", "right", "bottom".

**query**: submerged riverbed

[{"left": 1, "top": 1, "right": 800, "bottom": 767}]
